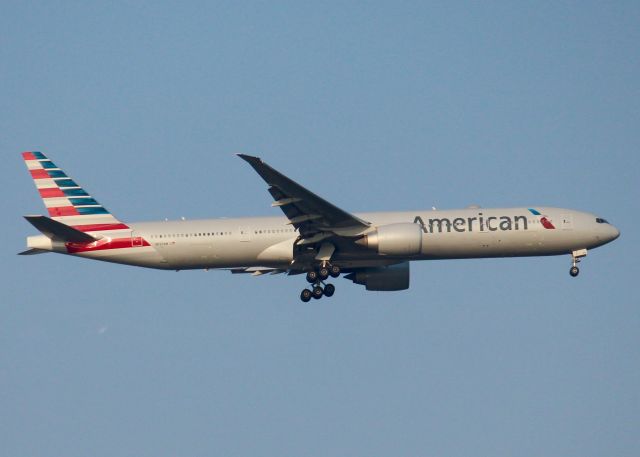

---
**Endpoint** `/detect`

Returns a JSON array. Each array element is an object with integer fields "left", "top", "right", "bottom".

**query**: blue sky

[{"left": 2, "top": 2, "right": 639, "bottom": 456}]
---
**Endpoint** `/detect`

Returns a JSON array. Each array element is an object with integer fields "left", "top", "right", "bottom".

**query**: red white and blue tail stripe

[{"left": 22, "top": 151, "right": 129, "bottom": 232}]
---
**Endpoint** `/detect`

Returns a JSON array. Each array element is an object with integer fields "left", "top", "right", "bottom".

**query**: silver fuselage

[{"left": 31, "top": 207, "right": 618, "bottom": 271}]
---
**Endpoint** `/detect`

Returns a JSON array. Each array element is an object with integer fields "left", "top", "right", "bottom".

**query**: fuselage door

[
  {"left": 131, "top": 231, "right": 144, "bottom": 247},
  {"left": 131, "top": 232, "right": 142, "bottom": 248},
  {"left": 239, "top": 226, "right": 251, "bottom": 242},
  {"left": 560, "top": 214, "right": 573, "bottom": 230}
]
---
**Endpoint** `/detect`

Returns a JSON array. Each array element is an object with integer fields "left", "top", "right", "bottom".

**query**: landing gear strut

[
  {"left": 299, "top": 264, "right": 340, "bottom": 302},
  {"left": 569, "top": 249, "right": 587, "bottom": 277}
]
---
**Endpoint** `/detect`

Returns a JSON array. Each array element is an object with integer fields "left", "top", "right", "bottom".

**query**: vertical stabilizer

[{"left": 21, "top": 151, "right": 129, "bottom": 232}]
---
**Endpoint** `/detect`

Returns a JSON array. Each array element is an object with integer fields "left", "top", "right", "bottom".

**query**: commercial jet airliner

[{"left": 20, "top": 152, "right": 619, "bottom": 301}]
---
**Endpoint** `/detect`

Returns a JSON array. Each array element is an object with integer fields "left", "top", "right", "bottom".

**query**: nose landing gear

[
  {"left": 300, "top": 264, "right": 340, "bottom": 302},
  {"left": 569, "top": 249, "right": 587, "bottom": 277}
]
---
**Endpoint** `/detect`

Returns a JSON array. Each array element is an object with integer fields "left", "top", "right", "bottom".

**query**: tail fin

[{"left": 21, "top": 151, "right": 129, "bottom": 232}]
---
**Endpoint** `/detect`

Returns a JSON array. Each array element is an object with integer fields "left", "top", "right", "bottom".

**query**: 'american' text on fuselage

[{"left": 414, "top": 214, "right": 529, "bottom": 234}]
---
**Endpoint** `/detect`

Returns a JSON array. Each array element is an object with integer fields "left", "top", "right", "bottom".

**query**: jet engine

[
  {"left": 345, "top": 262, "right": 410, "bottom": 291},
  {"left": 355, "top": 223, "right": 423, "bottom": 256}
]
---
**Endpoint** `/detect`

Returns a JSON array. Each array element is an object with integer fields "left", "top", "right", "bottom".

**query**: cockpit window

[{"left": 596, "top": 218, "right": 609, "bottom": 224}]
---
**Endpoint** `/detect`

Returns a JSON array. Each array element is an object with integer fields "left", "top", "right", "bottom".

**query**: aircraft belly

[
  {"left": 154, "top": 238, "right": 291, "bottom": 270},
  {"left": 419, "top": 229, "right": 572, "bottom": 259},
  {"left": 74, "top": 246, "right": 170, "bottom": 268}
]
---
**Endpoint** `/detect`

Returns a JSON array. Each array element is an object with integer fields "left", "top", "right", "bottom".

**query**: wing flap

[{"left": 229, "top": 267, "right": 286, "bottom": 275}]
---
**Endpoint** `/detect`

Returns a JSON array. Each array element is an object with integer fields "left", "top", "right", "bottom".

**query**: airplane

[{"left": 20, "top": 151, "right": 620, "bottom": 301}]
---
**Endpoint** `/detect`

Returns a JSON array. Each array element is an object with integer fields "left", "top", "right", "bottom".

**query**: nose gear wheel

[{"left": 569, "top": 249, "right": 587, "bottom": 277}]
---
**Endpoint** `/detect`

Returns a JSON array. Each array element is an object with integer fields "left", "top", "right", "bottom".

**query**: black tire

[
  {"left": 300, "top": 289, "right": 312, "bottom": 302},
  {"left": 312, "top": 286, "right": 324, "bottom": 299},
  {"left": 318, "top": 267, "right": 329, "bottom": 280},
  {"left": 569, "top": 266, "right": 579, "bottom": 277},
  {"left": 306, "top": 271, "right": 318, "bottom": 283},
  {"left": 323, "top": 283, "right": 335, "bottom": 297},
  {"left": 329, "top": 265, "right": 341, "bottom": 278}
]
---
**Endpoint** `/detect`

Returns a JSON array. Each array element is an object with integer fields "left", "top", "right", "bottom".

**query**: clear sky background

[{"left": 2, "top": 2, "right": 639, "bottom": 456}]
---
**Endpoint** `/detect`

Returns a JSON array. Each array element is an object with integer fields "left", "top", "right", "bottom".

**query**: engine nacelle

[
  {"left": 345, "top": 262, "right": 410, "bottom": 291},
  {"left": 356, "top": 223, "right": 423, "bottom": 256}
]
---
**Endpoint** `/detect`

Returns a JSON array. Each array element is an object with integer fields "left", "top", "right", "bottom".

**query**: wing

[{"left": 238, "top": 154, "right": 370, "bottom": 239}]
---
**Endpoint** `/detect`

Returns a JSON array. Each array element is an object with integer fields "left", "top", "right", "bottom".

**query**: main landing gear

[
  {"left": 300, "top": 264, "right": 340, "bottom": 302},
  {"left": 569, "top": 249, "right": 587, "bottom": 277}
]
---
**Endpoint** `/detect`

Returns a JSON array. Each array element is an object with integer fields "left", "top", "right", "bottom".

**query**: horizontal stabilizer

[
  {"left": 18, "top": 248, "right": 49, "bottom": 255},
  {"left": 24, "top": 215, "right": 98, "bottom": 243}
]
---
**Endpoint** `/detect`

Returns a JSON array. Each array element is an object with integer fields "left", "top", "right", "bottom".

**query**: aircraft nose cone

[{"left": 610, "top": 225, "right": 620, "bottom": 241}]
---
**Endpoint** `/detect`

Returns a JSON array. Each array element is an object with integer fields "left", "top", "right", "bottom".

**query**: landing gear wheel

[
  {"left": 318, "top": 267, "right": 330, "bottom": 280},
  {"left": 569, "top": 266, "right": 580, "bottom": 277},
  {"left": 306, "top": 271, "right": 318, "bottom": 283},
  {"left": 329, "top": 265, "right": 341, "bottom": 278},
  {"left": 312, "top": 286, "right": 324, "bottom": 299},
  {"left": 323, "top": 283, "right": 335, "bottom": 297},
  {"left": 300, "top": 289, "right": 312, "bottom": 302}
]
